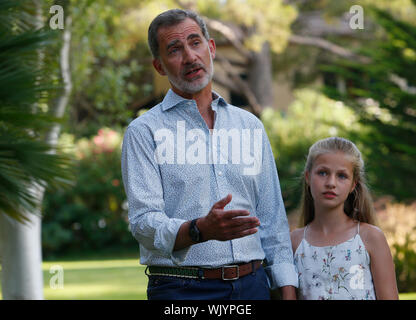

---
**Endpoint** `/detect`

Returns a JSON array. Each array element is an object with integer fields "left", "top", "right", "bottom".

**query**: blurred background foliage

[
  {"left": 42, "top": 128, "right": 136, "bottom": 258},
  {"left": 262, "top": 88, "right": 362, "bottom": 212},
  {"left": 322, "top": 5, "right": 416, "bottom": 201},
  {"left": 2, "top": 0, "right": 415, "bottom": 293},
  {"left": 0, "top": 0, "right": 73, "bottom": 222},
  {"left": 376, "top": 199, "right": 416, "bottom": 292}
]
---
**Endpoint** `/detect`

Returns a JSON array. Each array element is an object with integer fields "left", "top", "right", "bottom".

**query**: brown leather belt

[{"left": 146, "top": 260, "right": 262, "bottom": 280}]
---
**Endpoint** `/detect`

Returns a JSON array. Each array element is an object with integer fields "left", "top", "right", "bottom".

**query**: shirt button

[{"left": 218, "top": 171, "right": 223, "bottom": 176}]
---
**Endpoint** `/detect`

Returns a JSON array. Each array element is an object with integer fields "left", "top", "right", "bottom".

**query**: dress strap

[
  {"left": 357, "top": 221, "right": 360, "bottom": 235},
  {"left": 303, "top": 225, "right": 308, "bottom": 239}
]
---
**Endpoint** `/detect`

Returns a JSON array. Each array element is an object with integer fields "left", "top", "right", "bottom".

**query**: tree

[
  {"left": 62, "top": 0, "right": 415, "bottom": 123},
  {"left": 67, "top": 0, "right": 142, "bottom": 138},
  {"left": 321, "top": 3, "right": 416, "bottom": 201},
  {"left": 119, "top": 0, "right": 397, "bottom": 116},
  {"left": 0, "top": 0, "right": 72, "bottom": 299},
  {"left": 120, "top": 0, "right": 297, "bottom": 116}
]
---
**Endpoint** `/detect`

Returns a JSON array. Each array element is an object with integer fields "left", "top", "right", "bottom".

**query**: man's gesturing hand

[{"left": 197, "top": 194, "right": 260, "bottom": 241}]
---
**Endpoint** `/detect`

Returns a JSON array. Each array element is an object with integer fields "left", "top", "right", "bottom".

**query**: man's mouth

[
  {"left": 186, "top": 68, "right": 201, "bottom": 75},
  {"left": 183, "top": 65, "right": 204, "bottom": 78}
]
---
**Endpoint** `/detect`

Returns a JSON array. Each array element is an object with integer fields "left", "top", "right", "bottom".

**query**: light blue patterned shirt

[{"left": 121, "top": 89, "right": 298, "bottom": 288}]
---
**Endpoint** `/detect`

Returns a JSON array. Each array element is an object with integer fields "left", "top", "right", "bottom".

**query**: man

[{"left": 121, "top": 8, "right": 297, "bottom": 300}]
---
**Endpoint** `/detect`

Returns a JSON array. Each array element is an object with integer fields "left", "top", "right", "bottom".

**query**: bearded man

[{"left": 121, "top": 8, "right": 297, "bottom": 300}]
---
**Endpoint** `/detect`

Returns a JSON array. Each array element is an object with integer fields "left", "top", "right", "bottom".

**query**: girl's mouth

[{"left": 323, "top": 191, "right": 337, "bottom": 199}]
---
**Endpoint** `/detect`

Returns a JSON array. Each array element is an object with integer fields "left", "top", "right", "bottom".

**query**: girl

[{"left": 291, "top": 137, "right": 398, "bottom": 300}]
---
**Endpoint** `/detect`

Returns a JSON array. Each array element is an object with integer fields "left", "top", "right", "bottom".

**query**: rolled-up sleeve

[
  {"left": 121, "top": 124, "right": 189, "bottom": 264},
  {"left": 256, "top": 124, "right": 298, "bottom": 289}
]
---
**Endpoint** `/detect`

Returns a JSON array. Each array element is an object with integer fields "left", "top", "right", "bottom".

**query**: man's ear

[
  {"left": 152, "top": 58, "right": 166, "bottom": 76},
  {"left": 208, "top": 38, "right": 216, "bottom": 59}
]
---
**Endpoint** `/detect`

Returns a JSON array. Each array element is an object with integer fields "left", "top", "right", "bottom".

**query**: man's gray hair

[{"left": 148, "top": 9, "right": 210, "bottom": 58}]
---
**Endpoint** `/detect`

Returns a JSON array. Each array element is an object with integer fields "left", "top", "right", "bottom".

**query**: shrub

[
  {"left": 377, "top": 198, "right": 416, "bottom": 292},
  {"left": 42, "top": 128, "right": 137, "bottom": 258},
  {"left": 261, "top": 88, "right": 361, "bottom": 212}
]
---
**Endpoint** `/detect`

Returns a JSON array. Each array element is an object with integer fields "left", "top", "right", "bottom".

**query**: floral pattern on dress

[{"left": 294, "top": 227, "right": 376, "bottom": 300}]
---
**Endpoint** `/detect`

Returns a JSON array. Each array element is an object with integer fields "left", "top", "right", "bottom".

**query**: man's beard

[{"left": 162, "top": 54, "right": 214, "bottom": 94}]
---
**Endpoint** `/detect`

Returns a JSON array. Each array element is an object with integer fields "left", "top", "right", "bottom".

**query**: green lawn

[
  {"left": 400, "top": 292, "right": 416, "bottom": 300},
  {"left": 1, "top": 256, "right": 415, "bottom": 300},
  {"left": 0, "top": 255, "right": 148, "bottom": 300}
]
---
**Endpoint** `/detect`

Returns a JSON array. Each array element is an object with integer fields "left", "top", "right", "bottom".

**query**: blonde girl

[{"left": 291, "top": 137, "right": 398, "bottom": 300}]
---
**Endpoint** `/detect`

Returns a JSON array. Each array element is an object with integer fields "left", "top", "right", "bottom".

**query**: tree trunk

[
  {"left": 248, "top": 41, "right": 274, "bottom": 109},
  {"left": 46, "top": 16, "right": 73, "bottom": 146},
  {"left": 0, "top": 13, "right": 72, "bottom": 300},
  {"left": 0, "top": 185, "right": 44, "bottom": 299}
]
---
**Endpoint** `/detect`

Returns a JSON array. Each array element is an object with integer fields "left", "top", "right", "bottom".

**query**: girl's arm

[
  {"left": 290, "top": 228, "right": 304, "bottom": 254},
  {"left": 362, "top": 224, "right": 399, "bottom": 300},
  {"left": 290, "top": 228, "right": 304, "bottom": 300}
]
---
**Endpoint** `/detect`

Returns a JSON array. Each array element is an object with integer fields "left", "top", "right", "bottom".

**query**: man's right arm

[{"left": 121, "top": 125, "right": 188, "bottom": 262}]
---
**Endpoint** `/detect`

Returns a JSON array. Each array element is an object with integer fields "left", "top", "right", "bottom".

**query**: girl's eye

[
  {"left": 317, "top": 170, "right": 327, "bottom": 176},
  {"left": 338, "top": 173, "right": 348, "bottom": 179}
]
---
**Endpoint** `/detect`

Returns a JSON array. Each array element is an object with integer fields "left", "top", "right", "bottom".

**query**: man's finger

[
  {"left": 225, "top": 228, "right": 258, "bottom": 241},
  {"left": 220, "top": 209, "right": 251, "bottom": 219},
  {"left": 228, "top": 221, "right": 260, "bottom": 234},
  {"left": 236, "top": 228, "right": 258, "bottom": 238},
  {"left": 212, "top": 194, "right": 232, "bottom": 209}
]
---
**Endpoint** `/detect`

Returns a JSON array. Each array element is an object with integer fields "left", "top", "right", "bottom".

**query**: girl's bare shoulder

[
  {"left": 290, "top": 227, "right": 305, "bottom": 253},
  {"left": 358, "top": 222, "right": 389, "bottom": 252}
]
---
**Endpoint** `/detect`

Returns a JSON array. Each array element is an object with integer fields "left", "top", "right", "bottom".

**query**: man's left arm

[{"left": 255, "top": 123, "right": 298, "bottom": 296}]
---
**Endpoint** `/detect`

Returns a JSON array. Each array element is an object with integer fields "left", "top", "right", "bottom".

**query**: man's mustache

[{"left": 182, "top": 63, "right": 206, "bottom": 76}]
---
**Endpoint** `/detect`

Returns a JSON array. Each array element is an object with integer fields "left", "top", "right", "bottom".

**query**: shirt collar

[{"left": 161, "top": 89, "right": 228, "bottom": 112}]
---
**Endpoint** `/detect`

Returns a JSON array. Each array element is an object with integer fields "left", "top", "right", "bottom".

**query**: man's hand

[
  {"left": 173, "top": 194, "right": 260, "bottom": 251},
  {"left": 197, "top": 194, "right": 260, "bottom": 241}
]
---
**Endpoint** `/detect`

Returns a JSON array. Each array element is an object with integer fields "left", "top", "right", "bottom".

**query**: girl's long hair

[{"left": 300, "top": 137, "right": 377, "bottom": 227}]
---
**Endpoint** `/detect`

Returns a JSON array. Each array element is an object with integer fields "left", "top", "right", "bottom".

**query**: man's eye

[{"left": 168, "top": 48, "right": 179, "bottom": 54}]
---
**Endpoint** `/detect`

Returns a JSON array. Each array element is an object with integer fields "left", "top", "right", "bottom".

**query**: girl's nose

[{"left": 325, "top": 174, "right": 336, "bottom": 188}]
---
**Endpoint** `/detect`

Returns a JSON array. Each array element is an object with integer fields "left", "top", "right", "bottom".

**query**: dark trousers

[{"left": 147, "top": 266, "right": 270, "bottom": 300}]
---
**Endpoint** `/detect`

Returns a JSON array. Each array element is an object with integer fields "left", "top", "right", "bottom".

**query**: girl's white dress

[{"left": 294, "top": 222, "right": 376, "bottom": 300}]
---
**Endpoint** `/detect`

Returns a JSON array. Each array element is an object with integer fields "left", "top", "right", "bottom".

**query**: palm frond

[{"left": 0, "top": 0, "right": 73, "bottom": 222}]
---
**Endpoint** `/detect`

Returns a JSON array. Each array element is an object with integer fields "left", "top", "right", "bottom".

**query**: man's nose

[{"left": 182, "top": 45, "right": 197, "bottom": 64}]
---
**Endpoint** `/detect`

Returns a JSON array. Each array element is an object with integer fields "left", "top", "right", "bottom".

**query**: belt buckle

[{"left": 221, "top": 265, "right": 239, "bottom": 280}]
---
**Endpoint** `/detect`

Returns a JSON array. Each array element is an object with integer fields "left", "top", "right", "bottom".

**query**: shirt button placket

[{"left": 215, "top": 165, "right": 226, "bottom": 196}]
